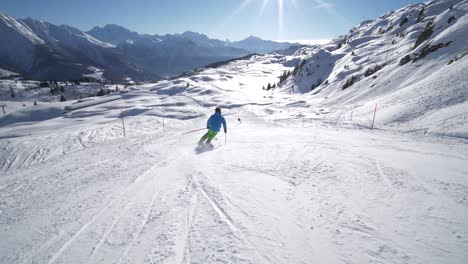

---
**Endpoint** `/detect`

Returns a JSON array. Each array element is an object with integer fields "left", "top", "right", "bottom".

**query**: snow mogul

[{"left": 199, "top": 107, "right": 227, "bottom": 146}]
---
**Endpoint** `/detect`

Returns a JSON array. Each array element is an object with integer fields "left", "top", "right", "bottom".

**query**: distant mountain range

[{"left": 0, "top": 13, "right": 299, "bottom": 82}]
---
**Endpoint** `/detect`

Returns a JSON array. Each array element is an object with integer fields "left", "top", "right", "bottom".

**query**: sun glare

[
  {"left": 278, "top": 0, "right": 284, "bottom": 38},
  {"left": 259, "top": 0, "right": 269, "bottom": 18},
  {"left": 221, "top": 0, "right": 301, "bottom": 39}
]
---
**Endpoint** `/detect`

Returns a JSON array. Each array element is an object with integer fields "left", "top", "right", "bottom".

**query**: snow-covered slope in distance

[{"left": 277, "top": 0, "right": 468, "bottom": 138}]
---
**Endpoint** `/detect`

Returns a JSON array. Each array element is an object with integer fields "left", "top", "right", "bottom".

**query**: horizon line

[{"left": 276, "top": 39, "right": 331, "bottom": 45}]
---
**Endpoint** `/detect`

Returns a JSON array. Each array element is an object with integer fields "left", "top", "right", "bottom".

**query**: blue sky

[{"left": 0, "top": 0, "right": 419, "bottom": 42}]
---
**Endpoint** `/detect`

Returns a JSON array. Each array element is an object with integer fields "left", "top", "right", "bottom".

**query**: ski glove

[{"left": 224, "top": 129, "right": 227, "bottom": 133}]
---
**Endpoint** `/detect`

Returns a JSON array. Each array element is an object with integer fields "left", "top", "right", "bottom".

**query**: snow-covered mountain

[
  {"left": 274, "top": 0, "right": 468, "bottom": 137},
  {"left": 1, "top": 1, "right": 467, "bottom": 263},
  {"left": 87, "top": 24, "right": 145, "bottom": 46},
  {"left": 0, "top": 13, "right": 149, "bottom": 82},
  {"left": 0, "top": 15, "right": 298, "bottom": 82},
  {"left": 87, "top": 25, "right": 298, "bottom": 76},
  {"left": 88, "top": 27, "right": 252, "bottom": 76},
  {"left": 88, "top": 26, "right": 298, "bottom": 54},
  {"left": 230, "top": 35, "right": 298, "bottom": 53}
]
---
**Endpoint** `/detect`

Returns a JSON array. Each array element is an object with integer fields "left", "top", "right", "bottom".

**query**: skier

[{"left": 199, "top": 107, "right": 227, "bottom": 146}]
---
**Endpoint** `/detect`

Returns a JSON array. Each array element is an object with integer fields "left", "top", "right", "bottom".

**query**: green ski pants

[{"left": 199, "top": 130, "right": 218, "bottom": 143}]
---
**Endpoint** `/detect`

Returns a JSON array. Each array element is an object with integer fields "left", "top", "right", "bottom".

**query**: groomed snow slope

[
  {"left": 1, "top": 1, "right": 467, "bottom": 263},
  {"left": 1, "top": 111, "right": 467, "bottom": 264},
  {"left": 1, "top": 49, "right": 467, "bottom": 263}
]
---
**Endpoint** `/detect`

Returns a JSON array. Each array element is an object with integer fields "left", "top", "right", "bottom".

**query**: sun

[{"left": 235, "top": 0, "right": 300, "bottom": 37}]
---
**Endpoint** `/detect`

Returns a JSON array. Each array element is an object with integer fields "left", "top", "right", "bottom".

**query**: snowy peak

[
  {"left": 231, "top": 35, "right": 298, "bottom": 53},
  {"left": 284, "top": 0, "right": 467, "bottom": 94},
  {"left": 0, "top": 12, "right": 300, "bottom": 81},
  {"left": 87, "top": 25, "right": 298, "bottom": 54},
  {"left": 245, "top": 35, "right": 263, "bottom": 41},
  {"left": 338, "top": 0, "right": 465, "bottom": 47},
  {"left": 0, "top": 13, "right": 149, "bottom": 81},
  {"left": 0, "top": 14, "right": 115, "bottom": 49},
  {"left": 20, "top": 19, "right": 115, "bottom": 49},
  {"left": 179, "top": 30, "right": 227, "bottom": 47},
  {"left": 181, "top": 30, "right": 209, "bottom": 40},
  {"left": 0, "top": 13, "right": 45, "bottom": 45},
  {"left": 87, "top": 24, "right": 142, "bottom": 45},
  {"left": 267, "top": 0, "right": 467, "bottom": 139}
]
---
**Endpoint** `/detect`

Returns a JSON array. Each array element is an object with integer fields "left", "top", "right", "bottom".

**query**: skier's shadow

[{"left": 194, "top": 143, "right": 214, "bottom": 154}]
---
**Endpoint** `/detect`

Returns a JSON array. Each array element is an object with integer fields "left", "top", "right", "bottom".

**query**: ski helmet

[{"left": 215, "top": 107, "right": 221, "bottom": 113}]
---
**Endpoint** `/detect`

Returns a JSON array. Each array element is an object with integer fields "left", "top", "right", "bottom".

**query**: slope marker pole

[
  {"left": 371, "top": 103, "right": 378, "bottom": 130},
  {"left": 120, "top": 109, "right": 126, "bottom": 137}
]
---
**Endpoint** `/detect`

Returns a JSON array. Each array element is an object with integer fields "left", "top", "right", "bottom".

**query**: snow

[
  {"left": 0, "top": 13, "right": 45, "bottom": 45},
  {"left": 0, "top": 68, "right": 19, "bottom": 79},
  {"left": 83, "top": 67, "right": 106, "bottom": 82},
  {"left": 0, "top": 1, "right": 467, "bottom": 263},
  {"left": 1, "top": 49, "right": 467, "bottom": 263},
  {"left": 0, "top": 80, "right": 126, "bottom": 131},
  {"left": 0, "top": 104, "right": 467, "bottom": 263},
  {"left": 64, "top": 95, "right": 122, "bottom": 111},
  {"left": 81, "top": 32, "right": 116, "bottom": 48},
  {"left": 275, "top": 0, "right": 468, "bottom": 138}
]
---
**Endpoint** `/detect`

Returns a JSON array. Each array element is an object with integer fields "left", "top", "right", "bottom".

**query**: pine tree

[
  {"left": 9, "top": 85, "right": 15, "bottom": 98},
  {"left": 40, "top": 81, "right": 49, "bottom": 88}
]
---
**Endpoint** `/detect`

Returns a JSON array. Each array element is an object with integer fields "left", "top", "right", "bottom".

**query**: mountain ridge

[{"left": 0, "top": 14, "right": 299, "bottom": 81}]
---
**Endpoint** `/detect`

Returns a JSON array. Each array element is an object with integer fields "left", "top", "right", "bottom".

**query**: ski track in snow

[
  {"left": 192, "top": 173, "right": 272, "bottom": 263},
  {"left": 46, "top": 199, "right": 117, "bottom": 264},
  {"left": 89, "top": 205, "right": 129, "bottom": 260},
  {"left": 46, "top": 157, "right": 168, "bottom": 264},
  {"left": 375, "top": 159, "right": 394, "bottom": 190},
  {"left": 1, "top": 107, "right": 467, "bottom": 264},
  {"left": 1, "top": 82, "right": 468, "bottom": 264},
  {"left": 117, "top": 190, "right": 160, "bottom": 264}
]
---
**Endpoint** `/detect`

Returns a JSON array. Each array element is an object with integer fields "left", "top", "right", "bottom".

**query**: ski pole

[
  {"left": 225, "top": 133, "right": 227, "bottom": 145},
  {"left": 181, "top": 128, "right": 206, "bottom": 135}
]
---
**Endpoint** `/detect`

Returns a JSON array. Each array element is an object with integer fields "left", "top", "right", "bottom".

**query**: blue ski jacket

[{"left": 207, "top": 112, "right": 227, "bottom": 132}]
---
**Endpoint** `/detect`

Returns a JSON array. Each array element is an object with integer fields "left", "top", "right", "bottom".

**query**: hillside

[
  {"left": 0, "top": 13, "right": 298, "bottom": 82},
  {"left": 0, "top": 13, "right": 148, "bottom": 82},
  {"left": 276, "top": 0, "right": 468, "bottom": 138}
]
